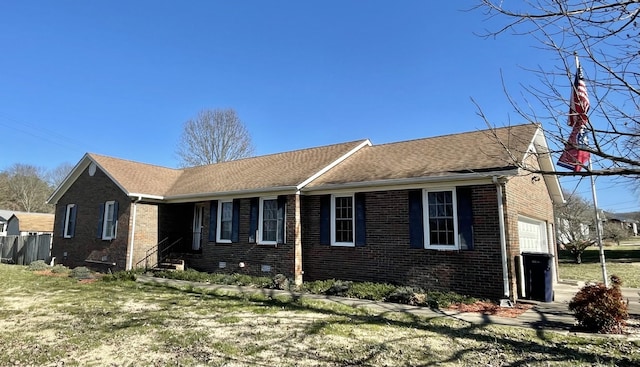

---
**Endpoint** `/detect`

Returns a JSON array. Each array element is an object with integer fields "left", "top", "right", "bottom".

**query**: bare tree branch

[
  {"left": 475, "top": 0, "right": 640, "bottom": 179},
  {"left": 176, "top": 108, "right": 255, "bottom": 167}
]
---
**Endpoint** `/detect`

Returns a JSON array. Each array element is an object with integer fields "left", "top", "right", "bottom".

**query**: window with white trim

[
  {"left": 102, "top": 201, "right": 117, "bottom": 240},
  {"left": 332, "top": 194, "right": 354, "bottom": 246},
  {"left": 424, "top": 189, "right": 458, "bottom": 249},
  {"left": 217, "top": 200, "right": 233, "bottom": 243},
  {"left": 259, "top": 197, "right": 279, "bottom": 244},
  {"left": 63, "top": 204, "right": 77, "bottom": 238}
]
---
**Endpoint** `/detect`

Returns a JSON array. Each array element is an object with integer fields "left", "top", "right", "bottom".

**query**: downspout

[
  {"left": 127, "top": 196, "right": 143, "bottom": 270},
  {"left": 493, "top": 177, "right": 511, "bottom": 299}
]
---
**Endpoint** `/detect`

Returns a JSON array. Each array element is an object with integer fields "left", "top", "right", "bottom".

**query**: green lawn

[
  {"left": 1, "top": 264, "right": 639, "bottom": 366},
  {"left": 558, "top": 242, "right": 640, "bottom": 287}
]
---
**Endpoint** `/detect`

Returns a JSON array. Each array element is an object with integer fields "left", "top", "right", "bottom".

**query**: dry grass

[{"left": 1, "top": 264, "right": 639, "bottom": 366}]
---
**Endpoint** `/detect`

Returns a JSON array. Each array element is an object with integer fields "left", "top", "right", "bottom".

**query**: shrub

[
  {"left": 325, "top": 280, "right": 353, "bottom": 297},
  {"left": 568, "top": 275, "right": 628, "bottom": 333},
  {"left": 28, "top": 260, "right": 49, "bottom": 271},
  {"left": 426, "top": 291, "right": 477, "bottom": 308},
  {"left": 51, "top": 265, "right": 68, "bottom": 274},
  {"left": 345, "top": 281, "right": 396, "bottom": 301},
  {"left": 102, "top": 270, "right": 137, "bottom": 282},
  {"left": 272, "top": 274, "right": 290, "bottom": 290},
  {"left": 70, "top": 266, "right": 93, "bottom": 280},
  {"left": 386, "top": 286, "right": 424, "bottom": 305},
  {"left": 302, "top": 279, "right": 336, "bottom": 294}
]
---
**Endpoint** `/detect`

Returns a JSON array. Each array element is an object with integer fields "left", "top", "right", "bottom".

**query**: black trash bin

[{"left": 521, "top": 252, "right": 554, "bottom": 302}]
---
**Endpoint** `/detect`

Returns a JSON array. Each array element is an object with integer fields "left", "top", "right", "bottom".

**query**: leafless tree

[
  {"left": 176, "top": 108, "right": 255, "bottom": 167},
  {"left": 46, "top": 162, "right": 74, "bottom": 189},
  {"left": 602, "top": 221, "right": 629, "bottom": 245},
  {"left": 475, "top": 0, "right": 640, "bottom": 178},
  {"left": 555, "top": 191, "right": 596, "bottom": 263},
  {"left": 2, "top": 164, "right": 53, "bottom": 213}
]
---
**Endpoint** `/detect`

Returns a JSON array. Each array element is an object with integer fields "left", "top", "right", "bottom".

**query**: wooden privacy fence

[{"left": 0, "top": 234, "right": 52, "bottom": 265}]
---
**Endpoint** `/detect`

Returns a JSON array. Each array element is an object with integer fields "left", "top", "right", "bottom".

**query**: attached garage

[{"left": 518, "top": 216, "right": 549, "bottom": 254}]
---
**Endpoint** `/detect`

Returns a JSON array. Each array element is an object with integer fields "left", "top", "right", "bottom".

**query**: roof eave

[
  {"left": 529, "top": 126, "right": 565, "bottom": 204},
  {"left": 302, "top": 169, "right": 520, "bottom": 194},
  {"left": 163, "top": 186, "right": 299, "bottom": 203}
]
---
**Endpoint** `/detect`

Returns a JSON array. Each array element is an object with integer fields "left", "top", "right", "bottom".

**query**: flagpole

[
  {"left": 589, "top": 159, "right": 608, "bottom": 287},
  {"left": 575, "top": 52, "right": 609, "bottom": 287}
]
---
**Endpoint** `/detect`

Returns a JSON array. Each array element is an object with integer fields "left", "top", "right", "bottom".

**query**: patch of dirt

[
  {"left": 34, "top": 269, "right": 68, "bottom": 277},
  {"left": 447, "top": 301, "right": 533, "bottom": 318},
  {"left": 34, "top": 269, "right": 101, "bottom": 283}
]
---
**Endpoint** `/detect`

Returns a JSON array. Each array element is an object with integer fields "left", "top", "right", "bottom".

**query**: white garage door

[{"left": 518, "top": 216, "right": 548, "bottom": 253}]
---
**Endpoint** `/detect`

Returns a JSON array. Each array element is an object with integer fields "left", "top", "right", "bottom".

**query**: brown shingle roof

[
  {"left": 306, "top": 124, "right": 538, "bottom": 187},
  {"left": 167, "top": 140, "right": 368, "bottom": 197},
  {"left": 89, "top": 154, "right": 182, "bottom": 197},
  {"left": 89, "top": 140, "right": 368, "bottom": 198},
  {"left": 11, "top": 213, "right": 54, "bottom": 232}
]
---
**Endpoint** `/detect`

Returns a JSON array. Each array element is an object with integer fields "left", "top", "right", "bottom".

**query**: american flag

[{"left": 557, "top": 65, "right": 591, "bottom": 172}]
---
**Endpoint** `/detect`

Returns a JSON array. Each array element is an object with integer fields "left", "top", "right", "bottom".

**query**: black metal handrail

[{"left": 135, "top": 237, "right": 168, "bottom": 269}]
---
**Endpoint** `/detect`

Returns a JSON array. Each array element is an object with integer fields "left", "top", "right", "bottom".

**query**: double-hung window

[
  {"left": 424, "top": 190, "right": 457, "bottom": 248},
  {"left": 217, "top": 200, "right": 233, "bottom": 243},
  {"left": 63, "top": 204, "right": 77, "bottom": 238},
  {"left": 332, "top": 194, "right": 354, "bottom": 246},
  {"left": 101, "top": 201, "right": 118, "bottom": 240},
  {"left": 409, "top": 187, "right": 473, "bottom": 250},
  {"left": 258, "top": 197, "right": 280, "bottom": 244}
]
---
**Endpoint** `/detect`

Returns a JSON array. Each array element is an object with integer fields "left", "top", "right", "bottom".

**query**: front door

[{"left": 192, "top": 204, "right": 204, "bottom": 251}]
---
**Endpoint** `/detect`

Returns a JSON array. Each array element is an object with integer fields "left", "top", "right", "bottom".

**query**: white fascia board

[
  {"left": 163, "top": 186, "right": 298, "bottom": 203},
  {"left": 301, "top": 170, "right": 519, "bottom": 195},
  {"left": 527, "top": 126, "right": 565, "bottom": 204},
  {"left": 296, "top": 139, "right": 372, "bottom": 190},
  {"left": 127, "top": 193, "right": 165, "bottom": 202},
  {"left": 47, "top": 154, "right": 92, "bottom": 204}
]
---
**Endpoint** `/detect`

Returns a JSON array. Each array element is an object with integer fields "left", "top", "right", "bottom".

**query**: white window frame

[
  {"left": 331, "top": 194, "right": 355, "bottom": 247},
  {"left": 63, "top": 204, "right": 76, "bottom": 238},
  {"left": 216, "top": 200, "right": 233, "bottom": 243},
  {"left": 102, "top": 201, "right": 117, "bottom": 240},
  {"left": 423, "top": 188, "right": 459, "bottom": 250},
  {"left": 258, "top": 197, "right": 279, "bottom": 245}
]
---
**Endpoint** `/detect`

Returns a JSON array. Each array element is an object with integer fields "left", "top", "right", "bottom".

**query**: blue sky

[{"left": 1, "top": 1, "right": 637, "bottom": 213}]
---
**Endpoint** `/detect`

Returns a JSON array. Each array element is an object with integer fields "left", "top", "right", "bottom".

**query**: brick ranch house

[{"left": 48, "top": 124, "right": 563, "bottom": 300}]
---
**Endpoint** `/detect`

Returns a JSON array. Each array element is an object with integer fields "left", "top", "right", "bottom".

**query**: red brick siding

[
  {"left": 301, "top": 186, "right": 507, "bottom": 299},
  {"left": 51, "top": 165, "right": 131, "bottom": 271},
  {"left": 187, "top": 195, "right": 298, "bottom": 278},
  {"left": 503, "top": 164, "right": 556, "bottom": 297}
]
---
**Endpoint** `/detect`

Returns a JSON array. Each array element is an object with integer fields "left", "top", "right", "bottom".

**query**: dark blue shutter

[
  {"left": 408, "top": 190, "right": 424, "bottom": 248},
  {"left": 231, "top": 199, "right": 240, "bottom": 243},
  {"left": 355, "top": 193, "right": 366, "bottom": 247},
  {"left": 276, "top": 195, "right": 286, "bottom": 244},
  {"left": 248, "top": 198, "right": 258, "bottom": 243},
  {"left": 96, "top": 203, "right": 105, "bottom": 238},
  {"left": 113, "top": 201, "right": 119, "bottom": 238},
  {"left": 58, "top": 205, "right": 66, "bottom": 237},
  {"left": 319, "top": 195, "right": 331, "bottom": 245},
  {"left": 456, "top": 187, "right": 474, "bottom": 250},
  {"left": 69, "top": 205, "right": 77, "bottom": 237},
  {"left": 209, "top": 200, "right": 218, "bottom": 241}
]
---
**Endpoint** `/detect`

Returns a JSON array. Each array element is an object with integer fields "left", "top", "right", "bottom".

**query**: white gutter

[
  {"left": 493, "top": 176, "right": 511, "bottom": 299},
  {"left": 163, "top": 186, "right": 298, "bottom": 203},
  {"left": 303, "top": 169, "right": 520, "bottom": 194},
  {"left": 127, "top": 196, "right": 143, "bottom": 270}
]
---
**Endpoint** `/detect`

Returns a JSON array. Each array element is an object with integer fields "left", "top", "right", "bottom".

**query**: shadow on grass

[
  {"left": 558, "top": 246, "right": 640, "bottom": 264},
  {"left": 138, "top": 276, "right": 639, "bottom": 367}
]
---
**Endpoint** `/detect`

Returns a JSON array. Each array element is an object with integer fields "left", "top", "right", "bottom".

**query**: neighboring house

[
  {"left": 48, "top": 124, "right": 563, "bottom": 300},
  {"left": 3, "top": 211, "right": 55, "bottom": 236},
  {"left": 603, "top": 211, "right": 639, "bottom": 237},
  {"left": 0, "top": 210, "right": 11, "bottom": 236}
]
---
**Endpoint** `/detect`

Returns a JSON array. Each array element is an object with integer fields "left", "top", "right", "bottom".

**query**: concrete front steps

[{"left": 155, "top": 258, "right": 185, "bottom": 271}]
